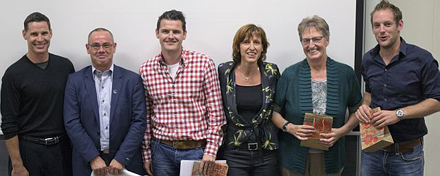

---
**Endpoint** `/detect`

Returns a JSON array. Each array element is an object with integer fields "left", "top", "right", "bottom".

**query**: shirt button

[
  {"left": 384, "top": 99, "right": 388, "bottom": 101},
  {"left": 102, "top": 99, "right": 105, "bottom": 103},
  {"left": 102, "top": 86, "right": 104, "bottom": 89},
  {"left": 384, "top": 84, "right": 387, "bottom": 87},
  {"left": 104, "top": 113, "right": 107, "bottom": 116},
  {"left": 385, "top": 69, "right": 387, "bottom": 72}
]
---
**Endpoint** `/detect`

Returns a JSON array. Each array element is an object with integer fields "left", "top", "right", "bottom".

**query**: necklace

[
  {"left": 237, "top": 66, "right": 259, "bottom": 82},
  {"left": 240, "top": 74, "right": 251, "bottom": 82}
]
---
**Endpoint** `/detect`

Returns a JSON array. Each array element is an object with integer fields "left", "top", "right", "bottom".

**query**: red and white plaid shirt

[{"left": 139, "top": 49, "right": 226, "bottom": 162}]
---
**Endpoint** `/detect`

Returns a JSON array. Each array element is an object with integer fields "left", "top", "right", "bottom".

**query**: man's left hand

[
  {"left": 199, "top": 154, "right": 215, "bottom": 176},
  {"left": 371, "top": 110, "right": 400, "bottom": 128},
  {"left": 320, "top": 128, "right": 343, "bottom": 147},
  {"left": 108, "top": 159, "right": 124, "bottom": 175}
]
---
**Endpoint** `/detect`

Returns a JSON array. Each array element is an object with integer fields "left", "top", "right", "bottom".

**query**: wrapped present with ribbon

[
  {"left": 360, "top": 107, "right": 394, "bottom": 152},
  {"left": 300, "top": 113, "right": 333, "bottom": 151}
]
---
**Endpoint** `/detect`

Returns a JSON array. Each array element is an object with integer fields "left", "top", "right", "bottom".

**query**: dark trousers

[
  {"left": 224, "top": 149, "right": 279, "bottom": 176},
  {"left": 8, "top": 137, "right": 72, "bottom": 176}
]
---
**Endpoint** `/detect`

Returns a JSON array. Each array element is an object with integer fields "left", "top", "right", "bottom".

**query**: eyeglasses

[
  {"left": 301, "top": 36, "right": 324, "bottom": 45},
  {"left": 88, "top": 43, "right": 113, "bottom": 50}
]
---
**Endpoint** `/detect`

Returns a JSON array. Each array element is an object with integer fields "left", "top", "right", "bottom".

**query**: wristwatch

[
  {"left": 396, "top": 109, "right": 405, "bottom": 121},
  {"left": 282, "top": 122, "right": 291, "bottom": 132}
]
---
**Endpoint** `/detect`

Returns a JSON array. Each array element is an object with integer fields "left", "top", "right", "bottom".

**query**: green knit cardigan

[{"left": 275, "top": 57, "right": 362, "bottom": 174}]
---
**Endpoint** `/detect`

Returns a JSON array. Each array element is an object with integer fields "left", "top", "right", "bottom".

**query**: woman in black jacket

[{"left": 217, "top": 24, "right": 280, "bottom": 176}]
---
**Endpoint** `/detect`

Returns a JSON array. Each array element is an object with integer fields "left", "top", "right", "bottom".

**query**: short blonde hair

[
  {"left": 297, "top": 15, "right": 330, "bottom": 41},
  {"left": 370, "top": 0, "right": 402, "bottom": 25}
]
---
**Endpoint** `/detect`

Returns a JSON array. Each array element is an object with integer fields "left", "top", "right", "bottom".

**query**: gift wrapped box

[
  {"left": 300, "top": 113, "right": 333, "bottom": 151},
  {"left": 191, "top": 161, "right": 228, "bottom": 176},
  {"left": 360, "top": 107, "right": 394, "bottom": 152}
]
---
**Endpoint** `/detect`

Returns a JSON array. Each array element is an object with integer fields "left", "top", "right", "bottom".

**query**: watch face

[{"left": 397, "top": 109, "right": 404, "bottom": 117}]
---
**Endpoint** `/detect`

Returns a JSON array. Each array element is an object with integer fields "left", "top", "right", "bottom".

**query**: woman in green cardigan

[{"left": 271, "top": 15, "right": 362, "bottom": 176}]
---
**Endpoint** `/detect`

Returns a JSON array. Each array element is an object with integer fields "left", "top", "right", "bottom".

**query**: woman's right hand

[{"left": 286, "top": 123, "right": 315, "bottom": 140}]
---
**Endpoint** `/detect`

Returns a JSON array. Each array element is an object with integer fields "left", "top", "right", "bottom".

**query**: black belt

[
  {"left": 19, "top": 134, "right": 65, "bottom": 146},
  {"left": 231, "top": 142, "right": 259, "bottom": 151}
]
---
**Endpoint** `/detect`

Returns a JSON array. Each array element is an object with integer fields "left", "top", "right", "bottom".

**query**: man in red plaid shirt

[{"left": 139, "top": 10, "right": 226, "bottom": 176}]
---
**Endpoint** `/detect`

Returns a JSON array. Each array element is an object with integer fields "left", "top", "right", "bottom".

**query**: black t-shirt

[{"left": 236, "top": 84, "right": 263, "bottom": 124}]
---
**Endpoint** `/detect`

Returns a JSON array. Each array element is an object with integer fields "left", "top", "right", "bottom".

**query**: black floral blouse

[{"left": 218, "top": 61, "right": 280, "bottom": 150}]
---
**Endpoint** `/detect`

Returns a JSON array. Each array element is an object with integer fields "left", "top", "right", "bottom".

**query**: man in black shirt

[
  {"left": 1, "top": 12, "right": 74, "bottom": 176},
  {"left": 355, "top": 1, "right": 440, "bottom": 175}
]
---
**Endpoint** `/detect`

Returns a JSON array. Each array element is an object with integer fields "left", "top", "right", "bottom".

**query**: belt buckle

[
  {"left": 44, "top": 136, "right": 59, "bottom": 145},
  {"left": 173, "top": 141, "right": 189, "bottom": 149},
  {"left": 172, "top": 141, "right": 179, "bottom": 149},
  {"left": 248, "top": 143, "right": 258, "bottom": 150}
]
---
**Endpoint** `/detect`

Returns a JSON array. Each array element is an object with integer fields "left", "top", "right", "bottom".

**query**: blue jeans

[
  {"left": 361, "top": 143, "right": 424, "bottom": 176},
  {"left": 151, "top": 140, "right": 204, "bottom": 176}
]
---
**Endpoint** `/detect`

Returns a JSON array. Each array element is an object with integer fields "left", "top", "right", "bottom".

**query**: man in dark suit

[{"left": 64, "top": 28, "right": 146, "bottom": 176}]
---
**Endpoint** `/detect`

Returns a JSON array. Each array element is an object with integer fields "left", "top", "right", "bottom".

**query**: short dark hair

[
  {"left": 371, "top": 0, "right": 402, "bottom": 24},
  {"left": 24, "top": 12, "right": 51, "bottom": 31},
  {"left": 232, "top": 24, "right": 269, "bottom": 63},
  {"left": 88, "top": 27, "right": 114, "bottom": 43},
  {"left": 156, "top": 10, "right": 186, "bottom": 31}
]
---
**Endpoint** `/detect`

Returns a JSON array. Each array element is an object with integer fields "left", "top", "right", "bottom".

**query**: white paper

[
  {"left": 179, "top": 160, "right": 227, "bottom": 176},
  {"left": 90, "top": 168, "right": 139, "bottom": 176}
]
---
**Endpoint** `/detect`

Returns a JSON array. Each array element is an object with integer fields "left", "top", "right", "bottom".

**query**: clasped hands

[
  {"left": 355, "top": 104, "right": 400, "bottom": 128},
  {"left": 285, "top": 123, "right": 343, "bottom": 148},
  {"left": 91, "top": 156, "right": 124, "bottom": 176}
]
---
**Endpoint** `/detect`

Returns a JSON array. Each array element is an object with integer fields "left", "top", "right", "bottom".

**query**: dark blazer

[
  {"left": 218, "top": 61, "right": 280, "bottom": 151},
  {"left": 64, "top": 65, "right": 146, "bottom": 175}
]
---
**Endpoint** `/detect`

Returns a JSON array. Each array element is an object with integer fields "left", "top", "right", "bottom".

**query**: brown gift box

[
  {"left": 191, "top": 161, "right": 228, "bottom": 176},
  {"left": 300, "top": 113, "right": 333, "bottom": 151},
  {"left": 360, "top": 107, "right": 394, "bottom": 152}
]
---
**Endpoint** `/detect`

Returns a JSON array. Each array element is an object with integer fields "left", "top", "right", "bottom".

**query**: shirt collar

[
  {"left": 399, "top": 37, "right": 408, "bottom": 57},
  {"left": 92, "top": 64, "right": 114, "bottom": 76},
  {"left": 369, "top": 37, "right": 408, "bottom": 60},
  {"left": 159, "top": 48, "right": 187, "bottom": 66}
]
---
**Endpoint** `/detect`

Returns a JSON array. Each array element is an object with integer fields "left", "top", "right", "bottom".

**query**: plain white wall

[
  {"left": 0, "top": 0, "right": 358, "bottom": 133},
  {"left": 364, "top": 0, "right": 440, "bottom": 175},
  {"left": 0, "top": 0, "right": 357, "bottom": 75}
]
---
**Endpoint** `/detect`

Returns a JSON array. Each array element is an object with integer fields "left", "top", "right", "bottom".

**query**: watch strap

[{"left": 282, "top": 122, "right": 290, "bottom": 132}]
